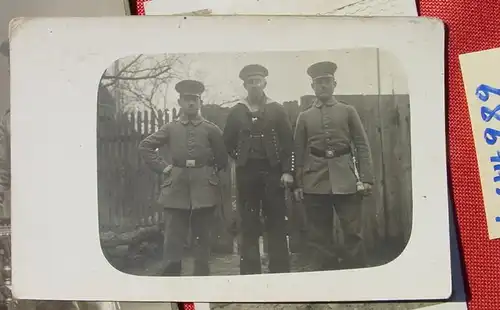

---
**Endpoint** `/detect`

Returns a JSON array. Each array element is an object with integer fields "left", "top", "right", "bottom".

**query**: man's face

[
  {"left": 244, "top": 75, "right": 266, "bottom": 98},
  {"left": 312, "top": 76, "right": 336, "bottom": 100},
  {"left": 178, "top": 94, "right": 201, "bottom": 116}
]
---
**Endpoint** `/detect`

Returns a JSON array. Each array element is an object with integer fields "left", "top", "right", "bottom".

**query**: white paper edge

[{"left": 10, "top": 15, "right": 449, "bottom": 302}]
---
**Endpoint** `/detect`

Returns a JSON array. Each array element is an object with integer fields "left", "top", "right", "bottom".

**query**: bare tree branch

[
  {"left": 102, "top": 66, "right": 174, "bottom": 82},
  {"left": 100, "top": 54, "right": 190, "bottom": 116}
]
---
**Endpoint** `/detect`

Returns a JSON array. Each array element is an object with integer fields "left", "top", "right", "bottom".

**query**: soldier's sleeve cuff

[
  {"left": 153, "top": 162, "right": 169, "bottom": 174},
  {"left": 228, "top": 151, "right": 237, "bottom": 160}
]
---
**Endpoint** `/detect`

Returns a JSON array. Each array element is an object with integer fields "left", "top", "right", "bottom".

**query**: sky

[{"left": 107, "top": 47, "right": 408, "bottom": 111}]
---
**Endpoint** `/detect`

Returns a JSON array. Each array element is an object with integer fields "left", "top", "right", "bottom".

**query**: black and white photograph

[
  {"left": 97, "top": 48, "right": 412, "bottom": 277},
  {"left": 11, "top": 16, "right": 450, "bottom": 302}
]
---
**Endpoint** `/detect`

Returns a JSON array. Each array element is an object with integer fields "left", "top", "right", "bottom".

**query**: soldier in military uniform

[
  {"left": 293, "top": 61, "right": 375, "bottom": 271},
  {"left": 139, "top": 79, "right": 228, "bottom": 277},
  {"left": 223, "top": 64, "right": 294, "bottom": 275}
]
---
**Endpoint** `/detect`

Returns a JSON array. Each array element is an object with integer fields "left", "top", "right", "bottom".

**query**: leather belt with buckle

[
  {"left": 172, "top": 159, "right": 214, "bottom": 168},
  {"left": 310, "top": 146, "right": 351, "bottom": 158},
  {"left": 325, "top": 149, "right": 336, "bottom": 158}
]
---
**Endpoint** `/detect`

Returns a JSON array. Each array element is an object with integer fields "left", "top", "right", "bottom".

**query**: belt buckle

[
  {"left": 325, "top": 150, "right": 335, "bottom": 158},
  {"left": 186, "top": 160, "right": 196, "bottom": 168}
]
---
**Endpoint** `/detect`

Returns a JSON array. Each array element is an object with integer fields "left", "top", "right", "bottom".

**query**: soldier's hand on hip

[
  {"left": 362, "top": 183, "right": 373, "bottom": 196},
  {"left": 294, "top": 188, "right": 304, "bottom": 202},
  {"left": 162, "top": 165, "right": 173, "bottom": 175},
  {"left": 280, "top": 173, "right": 294, "bottom": 187}
]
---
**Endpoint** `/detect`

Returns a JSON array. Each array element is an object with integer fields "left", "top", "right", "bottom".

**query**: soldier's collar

[
  {"left": 239, "top": 95, "right": 275, "bottom": 111},
  {"left": 179, "top": 113, "right": 204, "bottom": 126},
  {"left": 314, "top": 97, "right": 339, "bottom": 108}
]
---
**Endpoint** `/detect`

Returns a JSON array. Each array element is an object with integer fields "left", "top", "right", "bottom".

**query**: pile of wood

[{"left": 100, "top": 225, "right": 163, "bottom": 271}]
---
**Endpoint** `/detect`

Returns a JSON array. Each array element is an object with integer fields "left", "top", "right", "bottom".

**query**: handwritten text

[{"left": 475, "top": 84, "right": 500, "bottom": 196}]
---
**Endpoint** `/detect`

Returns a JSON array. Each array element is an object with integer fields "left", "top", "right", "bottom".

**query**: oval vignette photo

[{"left": 96, "top": 48, "right": 412, "bottom": 277}]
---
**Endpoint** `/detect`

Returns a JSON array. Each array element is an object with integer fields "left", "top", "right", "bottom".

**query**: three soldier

[
  {"left": 139, "top": 79, "right": 228, "bottom": 276},
  {"left": 223, "top": 64, "right": 294, "bottom": 275},
  {"left": 144, "top": 61, "right": 374, "bottom": 275},
  {"left": 293, "top": 61, "right": 374, "bottom": 270}
]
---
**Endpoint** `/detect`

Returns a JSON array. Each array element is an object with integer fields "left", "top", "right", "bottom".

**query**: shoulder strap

[{"left": 203, "top": 119, "right": 218, "bottom": 127}]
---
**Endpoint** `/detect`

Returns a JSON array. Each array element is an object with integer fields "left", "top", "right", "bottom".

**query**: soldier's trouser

[
  {"left": 303, "top": 193, "right": 365, "bottom": 271},
  {"left": 236, "top": 160, "right": 290, "bottom": 275},
  {"left": 288, "top": 199, "right": 308, "bottom": 254},
  {"left": 162, "top": 207, "right": 215, "bottom": 276}
]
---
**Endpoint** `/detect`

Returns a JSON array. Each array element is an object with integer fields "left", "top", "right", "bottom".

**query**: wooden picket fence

[
  {"left": 97, "top": 94, "right": 412, "bottom": 253},
  {"left": 98, "top": 108, "right": 178, "bottom": 233}
]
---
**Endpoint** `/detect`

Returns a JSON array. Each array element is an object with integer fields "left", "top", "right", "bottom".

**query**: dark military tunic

[
  {"left": 248, "top": 112, "right": 268, "bottom": 159},
  {"left": 223, "top": 97, "right": 293, "bottom": 275},
  {"left": 224, "top": 97, "right": 294, "bottom": 173}
]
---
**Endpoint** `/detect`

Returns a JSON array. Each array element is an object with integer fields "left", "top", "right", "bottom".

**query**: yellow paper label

[{"left": 460, "top": 48, "right": 500, "bottom": 239}]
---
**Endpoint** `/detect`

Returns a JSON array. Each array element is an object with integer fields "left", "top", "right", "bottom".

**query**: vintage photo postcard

[{"left": 10, "top": 15, "right": 448, "bottom": 302}]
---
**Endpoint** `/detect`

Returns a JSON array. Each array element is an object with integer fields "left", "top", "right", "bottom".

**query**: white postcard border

[{"left": 10, "top": 15, "right": 449, "bottom": 302}]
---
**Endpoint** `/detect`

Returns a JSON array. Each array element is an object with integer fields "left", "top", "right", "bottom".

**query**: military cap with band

[
  {"left": 175, "top": 79, "right": 205, "bottom": 97},
  {"left": 239, "top": 64, "right": 269, "bottom": 81},
  {"left": 307, "top": 61, "right": 338, "bottom": 80}
]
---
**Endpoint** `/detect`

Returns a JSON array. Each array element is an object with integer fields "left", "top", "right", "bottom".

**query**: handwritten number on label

[
  {"left": 484, "top": 128, "right": 500, "bottom": 145},
  {"left": 492, "top": 151, "right": 500, "bottom": 163},
  {"left": 476, "top": 84, "right": 500, "bottom": 102},
  {"left": 476, "top": 85, "right": 500, "bottom": 199},
  {"left": 493, "top": 152, "right": 500, "bottom": 195},
  {"left": 481, "top": 105, "right": 500, "bottom": 122}
]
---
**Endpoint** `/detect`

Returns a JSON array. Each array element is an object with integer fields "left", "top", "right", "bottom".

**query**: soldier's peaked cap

[
  {"left": 239, "top": 64, "right": 269, "bottom": 81},
  {"left": 307, "top": 61, "right": 338, "bottom": 80},
  {"left": 175, "top": 79, "right": 205, "bottom": 97}
]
